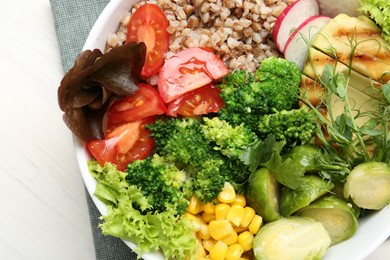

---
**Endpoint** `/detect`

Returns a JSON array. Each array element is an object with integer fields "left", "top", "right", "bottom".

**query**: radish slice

[
  {"left": 272, "top": 0, "right": 319, "bottom": 53},
  {"left": 284, "top": 15, "right": 331, "bottom": 71},
  {"left": 317, "top": 0, "right": 361, "bottom": 17}
]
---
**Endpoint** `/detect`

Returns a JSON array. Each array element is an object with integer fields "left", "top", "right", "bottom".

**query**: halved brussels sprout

[
  {"left": 344, "top": 161, "right": 390, "bottom": 210},
  {"left": 296, "top": 196, "right": 358, "bottom": 245},
  {"left": 280, "top": 175, "right": 334, "bottom": 216},
  {"left": 253, "top": 217, "right": 331, "bottom": 260},
  {"left": 283, "top": 144, "right": 322, "bottom": 172},
  {"left": 245, "top": 168, "right": 280, "bottom": 222}
]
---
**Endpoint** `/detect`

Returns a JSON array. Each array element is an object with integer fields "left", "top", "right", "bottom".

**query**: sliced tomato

[
  {"left": 126, "top": 3, "right": 170, "bottom": 77},
  {"left": 167, "top": 84, "right": 224, "bottom": 117},
  {"left": 158, "top": 47, "right": 229, "bottom": 103},
  {"left": 105, "top": 83, "right": 166, "bottom": 131},
  {"left": 87, "top": 117, "right": 155, "bottom": 171}
]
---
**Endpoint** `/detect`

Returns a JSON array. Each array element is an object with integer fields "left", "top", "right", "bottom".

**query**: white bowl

[{"left": 75, "top": 0, "right": 390, "bottom": 259}]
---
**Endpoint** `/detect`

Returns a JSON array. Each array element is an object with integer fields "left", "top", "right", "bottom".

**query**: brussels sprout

[
  {"left": 245, "top": 168, "right": 280, "bottom": 222},
  {"left": 296, "top": 196, "right": 358, "bottom": 245},
  {"left": 344, "top": 161, "right": 390, "bottom": 210},
  {"left": 253, "top": 217, "right": 331, "bottom": 260},
  {"left": 280, "top": 175, "right": 334, "bottom": 216},
  {"left": 283, "top": 144, "right": 322, "bottom": 172}
]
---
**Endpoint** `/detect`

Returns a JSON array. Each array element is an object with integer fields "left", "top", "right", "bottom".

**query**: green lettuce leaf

[
  {"left": 88, "top": 161, "right": 197, "bottom": 259},
  {"left": 360, "top": 0, "right": 390, "bottom": 49}
]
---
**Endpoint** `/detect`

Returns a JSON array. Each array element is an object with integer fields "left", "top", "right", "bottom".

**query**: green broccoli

[
  {"left": 202, "top": 117, "right": 257, "bottom": 159},
  {"left": 257, "top": 106, "right": 318, "bottom": 145},
  {"left": 218, "top": 57, "right": 302, "bottom": 132},
  {"left": 148, "top": 117, "right": 212, "bottom": 168},
  {"left": 147, "top": 117, "right": 252, "bottom": 202},
  {"left": 125, "top": 154, "right": 190, "bottom": 214}
]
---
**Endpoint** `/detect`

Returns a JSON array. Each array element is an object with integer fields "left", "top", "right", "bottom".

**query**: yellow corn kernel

[
  {"left": 203, "top": 202, "right": 216, "bottom": 215},
  {"left": 218, "top": 182, "right": 236, "bottom": 203},
  {"left": 202, "top": 239, "right": 216, "bottom": 252},
  {"left": 237, "top": 231, "right": 254, "bottom": 251},
  {"left": 232, "top": 194, "right": 246, "bottom": 207},
  {"left": 196, "top": 237, "right": 207, "bottom": 257},
  {"left": 209, "top": 219, "right": 234, "bottom": 240},
  {"left": 209, "top": 240, "right": 228, "bottom": 260},
  {"left": 202, "top": 211, "right": 216, "bottom": 223},
  {"left": 221, "top": 230, "right": 238, "bottom": 245},
  {"left": 215, "top": 204, "right": 230, "bottom": 220},
  {"left": 188, "top": 195, "right": 203, "bottom": 215},
  {"left": 199, "top": 219, "right": 211, "bottom": 240},
  {"left": 226, "top": 244, "right": 244, "bottom": 260},
  {"left": 183, "top": 212, "right": 201, "bottom": 232},
  {"left": 233, "top": 226, "right": 247, "bottom": 234},
  {"left": 226, "top": 205, "right": 245, "bottom": 227},
  {"left": 248, "top": 215, "right": 263, "bottom": 235},
  {"left": 240, "top": 207, "right": 256, "bottom": 228}
]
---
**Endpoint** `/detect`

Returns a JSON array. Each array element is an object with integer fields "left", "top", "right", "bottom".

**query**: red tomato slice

[
  {"left": 167, "top": 84, "right": 224, "bottom": 117},
  {"left": 105, "top": 83, "right": 166, "bottom": 131},
  {"left": 87, "top": 117, "right": 155, "bottom": 171},
  {"left": 127, "top": 3, "right": 170, "bottom": 77},
  {"left": 158, "top": 47, "right": 229, "bottom": 103}
]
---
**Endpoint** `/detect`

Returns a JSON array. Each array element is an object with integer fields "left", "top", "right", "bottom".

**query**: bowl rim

[{"left": 75, "top": 0, "right": 390, "bottom": 259}]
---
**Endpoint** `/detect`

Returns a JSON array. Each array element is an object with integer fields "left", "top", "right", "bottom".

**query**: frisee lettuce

[
  {"left": 88, "top": 161, "right": 197, "bottom": 259},
  {"left": 360, "top": 0, "right": 390, "bottom": 49}
]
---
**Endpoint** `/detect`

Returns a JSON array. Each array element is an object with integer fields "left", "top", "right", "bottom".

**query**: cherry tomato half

[
  {"left": 158, "top": 47, "right": 229, "bottom": 103},
  {"left": 167, "top": 84, "right": 224, "bottom": 117},
  {"left": 105, "top": 83, "right": 166, "bottom": 131},
  {"left": 87, "top": 117, "right": 155, "bottom": 171},
  {"left": 127, "top": 3, "right": 170, "bottom": 78}
]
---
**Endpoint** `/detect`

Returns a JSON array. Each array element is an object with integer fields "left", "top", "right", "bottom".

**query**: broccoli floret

[
  {"left": 125, "top": 154, "right": 190, "bottom": 214},
  {"left": 202, "top": 117, "right": 257, "bottom": 159},
  {"left": 257, "top": 106, "right": 317, "bottom": 145},
  {"left": 218, "top": 57, "right": 302, "bottom": 132},
  {"left": 148, "top": 117, "right": 212, "bottom": 168},
  {"left": 147, "top": 117, "right": 252, "bottom": 203}
]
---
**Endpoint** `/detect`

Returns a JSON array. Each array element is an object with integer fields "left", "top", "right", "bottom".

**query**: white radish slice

[
  {"left": 284, "top": 15, "right": 331, "bottom": 71},
  {"left": 272, "top": 0, "right": 319, "bottom": 53},
  {"left": 317, "top": 0, "right": 361, "bottom": 17}
]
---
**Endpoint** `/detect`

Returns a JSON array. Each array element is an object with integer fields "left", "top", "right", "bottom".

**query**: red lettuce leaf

[{"left": 58, "top": 42, "right": 146, "bottom": 141}]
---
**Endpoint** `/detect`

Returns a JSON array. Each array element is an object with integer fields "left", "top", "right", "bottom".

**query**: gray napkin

[{"left": 50, "top": 0, "right": 138, "bottom": 259}]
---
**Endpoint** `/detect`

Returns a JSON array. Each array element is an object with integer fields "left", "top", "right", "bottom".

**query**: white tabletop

[{"left": 0, "top": 0, "right": 388, "bottom": 259}]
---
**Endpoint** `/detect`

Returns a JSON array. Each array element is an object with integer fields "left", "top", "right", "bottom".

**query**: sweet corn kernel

[
  {"left": 240, "top": 207, "right": 256, "bottom": 228},
  {"left": 209, "top": 219, "right": 234, "bottom": 240},
  {"left": 215, "top": 204, "right": 230, "bottom": 220},
  {"left": 209, "top": 240, "right": 228, "bottom": 260},
  {"left": 183, "top": 212, "right": 201, "bottom": 232},
  {"left": 199, "top": 219, "right": 211, "bottom": 240},
  {"left": 226, "top": 244, "right": 244, "bottom": 260},
  {"left": 218, "top": 182, "right": 236, "bottom": 203},
  {"left": 232, "top": 194, "right": 246, "bottom": 207},
  {"left": 233, "top": 226, "right": 247, "bottom": 234},
  {"left": 221, "top": 230, "right": 238, "bottom": 245},
  {"left": 237, "top": 231, "right": 254, "bottom": 251},
  {"left": 248, "top": 215, "right": 263, "bottom": 235},
  {"left": 187, "top": 195, "right": 203, "bottom": 215},
  {"left": 202, "top": 239, "right": 216, "bottom": 252},
  {"left": 196, "top": 238, "right": 207, "bottom": 257},
  {"left": 202, "top": 211, "right": 216, "bottom": 223},
  {"left": 203, "top": 202, "right": 216, "bottom": 215},
  {"left": 226, "top": 205, "right": 245, "bottom": 227}
]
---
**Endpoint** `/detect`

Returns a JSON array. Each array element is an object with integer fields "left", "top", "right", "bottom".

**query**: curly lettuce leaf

[
  {"left": 88, "top": 161, "right": 197, "bottom": 259},
  {"left": 360, "top": 0, "right": 390, "bottom": 49}
]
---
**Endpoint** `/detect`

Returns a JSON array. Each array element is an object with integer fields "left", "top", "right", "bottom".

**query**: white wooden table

[{"left": 0, "top": 0, "right": 388, "bottom": 259}]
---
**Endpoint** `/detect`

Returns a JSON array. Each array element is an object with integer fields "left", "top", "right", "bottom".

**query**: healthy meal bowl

[{"left": 60, "top": 0, "right": 390, "bottom": 259}]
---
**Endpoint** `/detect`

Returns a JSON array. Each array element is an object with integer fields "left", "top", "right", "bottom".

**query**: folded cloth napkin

[{"left": 50, "top": 0, "right": 138, "bottom": 259}]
